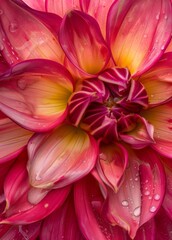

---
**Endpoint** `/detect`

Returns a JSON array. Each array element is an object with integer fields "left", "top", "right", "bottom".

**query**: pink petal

[
  {"left": 59, "top": 10, "right": 110, "bottom": 75},
  {"left": 140, "top": 53, "right": 172, "bottom": 105},
  {"left": 0, "top": 60, "right": 73, "bottom": 132},
  {"left": 0, "top": 222, "right": 41, "bottom": 240},
  {"left": 118, "top": 114, "right": 155, "bottom": 149},
  {"left": 134, "top": 219, "right": 155, "bottom": 240},
  {"left": 0, "top": 0, "right": 64, "bottom": 65},
  {"left": 2, "top": 153, "right": 70, "bottom": 224},
  {"left": 46, "top": 0, "right": 81, "bottom": 17},
  {"left": 74, "top": 175, "right": 121, "bottom": 240},
  {"left": 0, "top": 112, "right": 33, "bottom": 163},
  {"left": 96, "top": 143, "right": 128, "bottom": 192},
  {"left": 22, "top": 0, "right": 46, "bottom": 11},
  {"left": 141, "top": 103, "right": 172, "bottom": 157},
  {"left": 27, "top": 124, "right": 98, "bottom": 189},
  {"left": 104, "top": 148, "right": 165, "bottom": 238},
  {"left": 80, "top": 0, "right": 114, "bottom": 38},
  {"left": 107, "top": 0, "right": 172, "bottom": 76},
  {"left": 40, "top": 194, "right": 85, "bottom": 240}
]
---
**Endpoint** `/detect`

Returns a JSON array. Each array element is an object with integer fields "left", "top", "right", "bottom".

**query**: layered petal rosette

[{"left": 0, "top": 0, "right": 172, "bottom": 239}]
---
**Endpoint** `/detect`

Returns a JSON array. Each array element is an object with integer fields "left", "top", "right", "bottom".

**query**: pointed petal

[
  {"left": 22, "top": 0, "right": 46, "bottom": 11},
  {"left": 104, "top": 148, "right": 165, "bottom": 238},
  {"left": 107, "top": 0, "right": 172, "bottom": 76},
  {"left": 46, "top": 0, "right": 81, "bottom": 16},
  {"left": 0, "top": 113, "right": 33, "bottom": 163},
  {"left": 80, "top": 0, "right": 114, "bottom": 38},
  {"left": 40, "top": 194, "right": 85, "bottom": 240},
  {"left": 0, "top": 0, "right": 64, "bottom": 64},
  {"left": 141, "top": 103, "right": 172, "bottom": 157},
  {"left": 140, "top": 53, "right": 172, "bottom": 105},
  {"left": 74, "top": 175, "right": 120, "bottom": 240},
  {"left": 118, "top": 114, "right": 155, "bottom": 149},
  {"left": 2, "top": 154, "right": 70, "bottom": 224},
  {"left": 0, "top": 222, "right": 41, "bottom": 240},
  {"left": 97, "top": 143, "right": 128, "bottom": 192},
  {"left": 0, "top": 60, "right": 73, "bottom": 132},
  {"left": 134, "top": 219, "right": 155, "bottom": 240},
  {"left": 59, "top": 10, "right": 110, "bottom": 75},
  {"left": 27, "top": 124, "right": 98, "bottom": 189}
]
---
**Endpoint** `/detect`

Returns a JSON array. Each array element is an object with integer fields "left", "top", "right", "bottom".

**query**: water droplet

[
  {"left": 144, "top": 190, "right": 150, "bottom": 196},
  {"left": 135, "top": 177, "right": 139, "bottom": 181},
  {"left": 133, "top": 206, "right": 141, "bottom": 217},
  {"left": 154, "top": 194, "right": 160, "bottom": 201},
  {"left": 150, "top": 94, "right": 154, "bottom": 98},
  {"left": 9, "top": 22, "right": 18, "bottom": 33},
  {"left": 145, "top": 180, "right": 149, "bottom": 183},
  {"left": 156, "top": 14, "right": 160, "bottom": 20},
  {"left": 150, "top": 206, "right": 156, "bottom": 213},
  {"left": 17, "top": 79, "right": 26, "bottom": 90},
  {"left": 0, "top": 9, "right": 3, "bottom": 15},
  {"left": 44, "top": 203, "right": 49, "bottom": 208},
  {"left": 121, "top": 200, "right": 129, "bottom": 207},
  {"left": 161, "top": 45, "right": 165, "bottom": 50},
  {"left": 143, "top": 34, "right": 147, "bottom": 38},
  {"left": 35, "top": 174, "right": 41, "bottom": 181},
  {"left": 164, "top": 15, "right": 168, "bottom": 20},
  {"left": 0, "top": 44, "right": 4, "bottom": 51}
]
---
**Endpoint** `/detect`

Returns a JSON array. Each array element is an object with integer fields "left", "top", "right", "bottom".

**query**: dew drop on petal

[
  {"left": 44, "top": 203, "right": 49, "bottom": 208},
  {"left": 0, "top": 44, "right": 4, "bottom": 51},
  {"left": 144, "top": 190, "right": 150, "bottom": 196},
  {"left": 35, "top": 174, "right": 42, "bottom": 181},
  {"left": 133, "top": 206, "right": 141, "bottom": 217},
  {"left": 154, "top": 194, "right": 160, "bottom": 201},
  {"left": 17, "top": 79, "right": 26, "bottom": 90},
  {"left": 156, "top": 14, "right": 160, "bottom": 20},
  {"left": 9, "top": 22, "right": 18, "bottom": 33},
  {"left": 121, "top": 200, "right": 129, "bottom": 207},
  {"left": 150, "top": 206, "right": 156, "bottom": 213},
  {"left": 164, "top": 15, "right": 168, "bottom": 20},
  {"left": 161, "top": 45, "right": 165, "bottom": 50},
  {"left": 143, "top": 34, "right": 147, "bottom": 38}
]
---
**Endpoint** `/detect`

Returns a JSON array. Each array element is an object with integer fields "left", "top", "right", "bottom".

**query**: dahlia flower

[{"left": 0, "top": 0, "right": 172, "bottom": 239}]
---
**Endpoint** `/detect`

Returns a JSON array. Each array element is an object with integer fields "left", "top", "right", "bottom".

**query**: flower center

[{"left": 69, "top": 67, "right": 149, "bottom": 143}]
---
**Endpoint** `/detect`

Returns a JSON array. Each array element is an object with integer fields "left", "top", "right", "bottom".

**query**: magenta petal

[
  {"left": 59, "top": 10, "right": 110, "bottom": 75},
  {"left": 107, "top": 0, "right": 172, "bottom": 76},
  {"left": 134, "top": 219, "right": 155, "bottom": 240},
  {"left": 0, "top": 59, "right": 73, "bottom": 132},
  {"left": 27, "top": 124, "right": 98, "bottom": 189},
  {"left": 162, "top": 166, "right": 172, "bottom": 219},
  {"left": 2, "top": 153, "right": 70, "bottom": 224},
  {"left": 40, "top": 194, "right": 85, "bottom": 240},
  {"left": 0, "top": 222, "right": 41, "bottom": 240}
]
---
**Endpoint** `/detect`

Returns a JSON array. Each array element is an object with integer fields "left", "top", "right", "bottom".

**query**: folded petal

[
  {"left": 27, "top": 124, "right": 98, "bottom": 189},
  {"left": 74, "top": 175, "right": 121, "bottom": 240},
  {"left": 0, "top": 60, "right": 73, "bottom": 132},
  {"left": 46, "top": 0, "right": 81, "bottom": 16},
  {"left": 22, "top": 0, "right": 46, "bottom": 11},
  {"left": 0, "top": 0, "right": 64, "bottom": 64},
  {"left": 0, "top": 112, "right": 33, "bottom": 163},
  {"left": 141, "top": 103, "right": 172, "bottom": 157},
  {"left": 2, "top": 153, "right": 70, "bottom": 224},
  {"left": 96, "top": 143, "right": 128, "bottom": 192},
  {"left": 0, "top": 222, "right": 41, "bottom": 240},
  {"left": 104, "top": 148, "right": 165, "bottom": 238},
  {"left": 140, "top": 53, "right": 172, "bottom": 105},
  {"left": 134, "top": 219, "right": 155, "bottom": 240},
  {"left": 40, "top": 193, "right": 85, "bottom": 240},
  {"left": 107, "top": 0, "right": 172, "bottom": 76},
  {"left": 80, "top": 0, "right": 114, "bottom": 37},
  {"left": 59, "top": 10, "right": 110, "bottom": 75}
]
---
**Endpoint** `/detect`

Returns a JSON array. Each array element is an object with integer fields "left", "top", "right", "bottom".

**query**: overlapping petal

[
  {"left": 0, "top": 60, "right": 73, "bottom": 132},
  {"left": 59, "top": 10, "right": 110, "bottom": 75},
  {"left": 107, "top": 0, "right": 172, "bottom": 76},
  {"left": 27, "top": 124, "right": 98, "bottom": 189},
  {"left": 0, "top": 112, "right": 33, "bottom": 163},
  {"left": 0, "top": 0, "right": 64, "bottom": 64},
  {"left": 141, "top": 103, "right": 172, "bottom": 157},
  {"left": 22, "top": 0, "right": 46, "bottom": 11},
  {"left": 104, "top": 148, "right": 165, "bottom": 238}
]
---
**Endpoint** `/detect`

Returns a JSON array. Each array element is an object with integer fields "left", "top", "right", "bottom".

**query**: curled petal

[
  {"left": 118, "top": 114, "right": 155, "bottom": 149},
  {"left": 2, "top": 154, "right": 70, "bottom": 224},
  {"left": 22, "top": 0, "right": 46, "bottom": 11},
  {"left": 0, "top": 60, "right": 73, "bottom": 132},
  {"left": 40, "top": 194, "right": 85, "bottom": 240},
  {"left": 0, "top": 222, "right": 41, "bottom": 240},
  {"left": 46, "top": 0, "right": 81, "bottom": 16},
  {"left": 141, "top": 103, "right": 172, "bottom": 157},
  {"left": 140, "top": 53, "right": 172, "bottom": 105},
  {"left": 0, "top": 112, "right": 33, "bottom": 163},
  {"left": 27, "top": 124, "right": 98, "bottom": 189},
  {"left": 59, "top": 10, "right": 110, "bottom": 75},
  {"left": 107, "top": 0, "right": 172, "bottom": 76},
  {"left": 80, "top": 0, "right": 114, "bottom": 37},
  {"left": 97, "top": 143, "right": 128, "bottom": 192},
  {"left": 0, "top": 0, "right": 64, "bottom": 64},
  {"left": 104, "top": 148, "right": 165, "bottom": 238}
]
